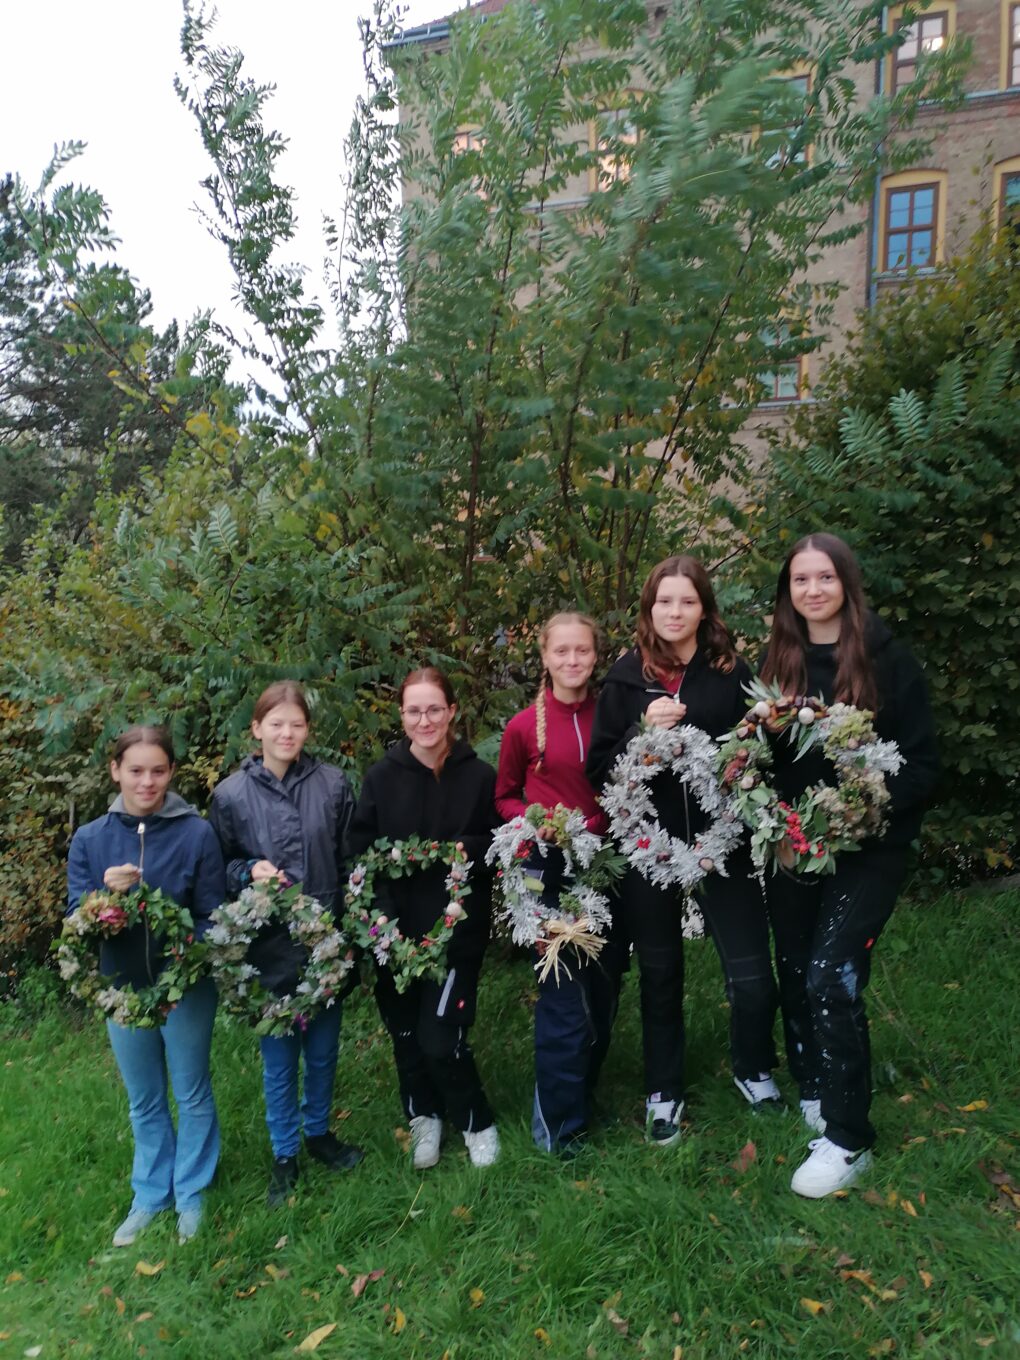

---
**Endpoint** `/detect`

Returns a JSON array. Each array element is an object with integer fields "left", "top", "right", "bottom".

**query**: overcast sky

[{"left": 3, "top": 0, "right": 446, "bottom": 350}]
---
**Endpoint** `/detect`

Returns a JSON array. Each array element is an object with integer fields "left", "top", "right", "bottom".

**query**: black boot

[
  {"left": 267, "top": 1155, "right": 299, "bottom": 1207},
  {"left": 305, "top": 1132, "right": 365, "bottom": 1171}
]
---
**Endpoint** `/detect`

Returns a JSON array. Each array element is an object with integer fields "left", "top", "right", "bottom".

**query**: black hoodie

[
  {"left": 346, "top": 738, "right": 498, "bottom": 965},
  {"left": 764, "top": 612, "right": 939, "bottom": 848},
  {"left": 587, "top": 646, "right": 753, "bottom": 841}
]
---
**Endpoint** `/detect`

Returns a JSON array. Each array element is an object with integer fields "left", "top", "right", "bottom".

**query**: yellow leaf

[
  {"left": 265, "top": 1263, "right": 289, "bottom": 1281},
  {"left": 391, "top": 1307, "right": 406, "bottom": 1333},
  {"left": 115, "top": 1297, "right": 126, "bottom": 1315},
  {"left": 957, "top": 1100, "right": 988, "bottom": 1112},
  {"left": 452, "top": 1205, "right": 473, "bottom": 1221},
  {"left": 672, "top": 1349, "right": 684, "bottom": 1360},
  {"left": 296, "top": 1323, "right": 337, "bottom": 1352},
  {"left": 534, "top": 1328, "right": 551, "bottom": 1345},
  {"left": 919, "top": 1270, "right": 933, "bottom": 1289},
  {"left": 470, "top": 1287, "right": 485, "bottom": 1308},
  {"left": 134, "top": 1260, "right": 166, "bottom": 1276},
  {"left": 981, "top": 532, "right": 994, "bottom": 548},
  {"left": 800, "top": 1297, "right": 828, "bottom": 1317},
  {"left": 135, "top": 1312, "right": 154, "bottom": 1322},
  {"left": 5, "top": 1272, "right": 23, "bottom": 1283},
  {"left": 976, "top": 1338, "right": 995, "bottom": 1348},
  {"left": 901, "top": 1199, "right": 918, "bottom": 1217}
]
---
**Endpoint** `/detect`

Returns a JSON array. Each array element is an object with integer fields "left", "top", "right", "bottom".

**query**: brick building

[{"left": 393, "top": 0, "right": 1019, "bottom": 437}]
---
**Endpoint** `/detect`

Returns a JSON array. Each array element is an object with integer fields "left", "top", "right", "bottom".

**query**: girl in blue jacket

[
  {"left": 209, "top": 681, "right": 361, "bottom": 1207},
  {"left": 67, "top": 725, "right": 225, "bottom": 1248}
]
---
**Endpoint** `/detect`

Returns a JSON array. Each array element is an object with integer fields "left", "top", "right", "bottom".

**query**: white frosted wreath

[
  {"left": 485, "top": 804, "right": 621, "bottom": 983},
  {"left": 600, "top": 723, "right": 744, "bottom": 934}
]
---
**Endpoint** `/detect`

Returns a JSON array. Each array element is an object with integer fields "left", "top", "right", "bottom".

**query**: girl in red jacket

[{"left": 496, "top": 613, "right": 625, "bottom": 1156}]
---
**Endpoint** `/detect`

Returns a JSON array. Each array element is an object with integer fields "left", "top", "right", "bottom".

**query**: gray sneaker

[{"left": 113, "top": 1208, "right": 158, "bottom": 1248}]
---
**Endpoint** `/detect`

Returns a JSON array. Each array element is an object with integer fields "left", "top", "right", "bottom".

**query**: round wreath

[
  {"left": 600, "top": 722, "right": 744, "bottom": 935},
  {"left": 55, "top": 885, "right": 206, "bottom": 1029},
  {"left": 485, "top": 803, "right": 624, "bottom": 984},
  {"left": 207, "top": 883, "right": 354, "bottom": 1037},
  {"left": 717, "top": 679, "right": 904, "bottom": 875},
  {"left": 343, "top": 837, "right": 471, "bottom": 994}
]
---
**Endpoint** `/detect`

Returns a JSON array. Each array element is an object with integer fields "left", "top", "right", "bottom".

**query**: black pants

[
  {"left": 374, "top": 964, "right": 494, "bottom": 1133},
  {"left": 767, "top": 846, "right": 909, "bottom": 1151},
  {"left": 619, "top": 861, "right": 771, "bottom": 1100}
]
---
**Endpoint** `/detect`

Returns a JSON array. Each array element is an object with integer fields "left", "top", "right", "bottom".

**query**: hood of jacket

[
  {"left": 603, "top": 645, "right": 711, "bottom": 692},
  {"left": 108, "top": 790, "right": 197, "bottom": 820},
  {"left": 381, "top": 736, "right": 481, "bottom": 775}
]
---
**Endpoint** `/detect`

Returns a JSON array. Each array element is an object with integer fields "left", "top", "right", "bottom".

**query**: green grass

[{"left": 1, "top": 889, "right": 1018, "bottom": 1360}]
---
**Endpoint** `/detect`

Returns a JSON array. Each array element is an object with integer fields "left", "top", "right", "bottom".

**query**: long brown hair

[
  {"left": 399, "top": 667, "right": 457, "bottom": 779},
  {"left": 636, "top": 555, "right": 736, "bottom": 679},
  {"left": 252, "top": 681, "right": 311, "bottom": 725},
  {"left": 761, "top": 533, "right": 877, "bottom": 709},
  {"left": 534, "top": 612, "right": 599, "bottom": 772}
]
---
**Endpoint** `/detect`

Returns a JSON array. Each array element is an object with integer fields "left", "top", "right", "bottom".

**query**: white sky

[{"left": 2, "top": 0, "right": 446, "bottom": 351}]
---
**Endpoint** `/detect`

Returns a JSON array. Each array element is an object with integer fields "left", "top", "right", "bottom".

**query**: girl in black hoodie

[
  {"left": 761, "top": 533, "right": 938, "bottom": 1199},
  {"left": 347, "top": 667, "right": 501, "bottom": 1169},
  {"left": 587, "top": 556, "right": 775, "bottom": 1146}
]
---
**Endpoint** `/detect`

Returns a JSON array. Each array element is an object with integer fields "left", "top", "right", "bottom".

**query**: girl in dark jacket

[
  {"left": 209, "top": 682, "right": 361, "bottom": 1206},
  {"left": 495, "top": 612, "right": 626, "bottom": 1157},
  {"left": 67, "top": 725, "right": 225, "bottom": 1248},
  {"left": 761, "top": 533, "right": 938, "bottom": 1198},
  {"left": 587, "top": 556, "right": 774, "bottom": 1146},
  {"left": 347, "top": 667, "right": 500, "bottom": 1170}
]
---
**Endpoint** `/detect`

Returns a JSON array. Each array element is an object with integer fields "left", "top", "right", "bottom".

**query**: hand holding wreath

[{"left": 55, "top": 885, "right": 206, "bottom": 1028}]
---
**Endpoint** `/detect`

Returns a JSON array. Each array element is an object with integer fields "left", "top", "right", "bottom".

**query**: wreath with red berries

[{"left": 716, "top": 680, "right": 904, "bottom": 875}]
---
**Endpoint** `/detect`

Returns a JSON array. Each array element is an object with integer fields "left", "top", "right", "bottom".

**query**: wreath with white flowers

[
  {"left": 717, "top": 679, "right": 904, "bottom": 875},
  {"left": 55, "top": 886, "right": 206, "bottom": 1029},
  {"left": 342, "top": 837, "right": 471, "bottom": 994},
  {"left": 600, "top": 722, "right": 745, "bottom": 934},
  {"left": 206, "top": 883, "right": 355, "bottom": 1038},
  {"left": 486, "top": 803, "right": 625, "bottom": 984}
]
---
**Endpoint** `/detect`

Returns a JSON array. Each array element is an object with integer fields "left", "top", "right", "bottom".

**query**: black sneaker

[
  {"left": 305, "top": 1132, "right": 365, "bottom": 1172},
  {"left": 267, "top": 1155, "right": 299, "bottom": 1207}
]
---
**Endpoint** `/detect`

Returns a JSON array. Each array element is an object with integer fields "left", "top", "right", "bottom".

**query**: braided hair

[{"left": 534, "top": 612, "right": 600, "bottom": 772}]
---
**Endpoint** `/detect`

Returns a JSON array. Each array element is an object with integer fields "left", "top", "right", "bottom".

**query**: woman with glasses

[{"left": 347, "top": 667, "right": 501, "bottom": 1169}]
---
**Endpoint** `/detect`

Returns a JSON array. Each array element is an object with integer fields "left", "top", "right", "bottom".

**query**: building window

[
  {"left": 452, "top": 128, "right": 485, "bottom": 156},
  {"left": 593, "top": 106, "right": 639, "bottom": 187},
  {"left": 758, "top": 324, "right": 805, "bottom": 402},
  {"left": 884, "top": 182, "right": 939, "bottom": 270},
  {"left": 1002, "top": 171, "right": 1020, "bottom": 223},
  {"left": 1011, "top": 4, "right": 1020, "bottom": 85},
  {"left": 766, "top": 73, "right": 812, "bottom": 168},
  {"left": 893, "top": 11, "right": 948, "bottom": 90}
]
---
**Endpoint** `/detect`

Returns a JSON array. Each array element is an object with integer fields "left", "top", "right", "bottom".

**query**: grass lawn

[{"left": 1, "top": 887, "right": 1018, "bottom": 1360}]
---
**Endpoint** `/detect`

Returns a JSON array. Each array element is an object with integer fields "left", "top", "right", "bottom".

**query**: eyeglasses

[{"left": 401, "top": 706, "right": 449, "bottom": 724}]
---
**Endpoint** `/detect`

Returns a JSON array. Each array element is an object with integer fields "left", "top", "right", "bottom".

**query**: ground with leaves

[{"left": 1, "top": 887, "right": 1018, "bottom": 1359}]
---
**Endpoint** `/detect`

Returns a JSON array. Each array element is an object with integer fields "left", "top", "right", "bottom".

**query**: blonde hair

[{"left": 534, "top": 612, "right": 600, "bottom": 772}]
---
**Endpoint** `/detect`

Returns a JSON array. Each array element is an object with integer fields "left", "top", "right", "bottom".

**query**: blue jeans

[
  {"left": 106, "top": 976, "right": 219, "bottom": 1213},
  {"left": 259, "top": 1004, "right": 343, "bottom": 1157}
]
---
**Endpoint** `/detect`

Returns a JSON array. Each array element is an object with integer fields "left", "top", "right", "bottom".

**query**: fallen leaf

[
  {"left": 800, "top": 1297, "right": 828, "bottom": 1317},
  {"left": 275, "top": 1236, "right": 289, "bottom": 1250},
  {"left": 470, "top": 1287, "right": 485, "bottom": 1308},
  {"left": 732, "top": 1141, "right": 757, "bottom": 1175},
  {"left": 897, "top": 1093, "right": 914, "bottom": 1104},
  {"left": 25, "top": 1349, "right": 42, "bottom": 1358},
  {"left": 235, "top": 1286, "right": 258, "bottom": 1299},
  {"left": 0, "top": 1334, "right": 10, "bottom": 1342},
  {"left": 834, "top": 1253, "right": 856, "bottom": 1267},
  {"left": 134, "top": 1260, "right": 165, "bottom": 1277},
  {"left": 867, "top": 1341, "right": 895, "bottom": 1356},
  {"left": 901, "top": 1200, "right": 918, "bottom": 1218},
  {"left": 135, "top": 1312, "right": 154, "bottom": 1322},
  {"left": 451, "top": 1205, "right": 473, "bottom": 1221},
  {"left": 5, "top": 1272, "right": 24, "bottom": 1284},
  {"left": 296, "top": 1323, "right": 337, "bottom": 1352},
  {"left": 604, "top": 1307, "right": 629, "bottom": 1335},
  {"left": 708, "top": 1213, "right": 721, "bottom": 1227},
  {"left": 394, "top": 1126, "right": 411, "bottom": 1151},
  {"left": 211, "top": 1258, "right": 228, "bottom": 1270},
  {"left": 840, "top": 1269, "right": 876, "bottom": 1286},
  {"left": 335, "top": 1109, "right": 352, "bottom": 1120},
  {"left": 672, "top": 1349, "right": 684, "bottom": 1360},
  {"left": 919, "top": 1270, "right": 933, "bottom": 1289},
  {"left": 350, "top": 1269, "right": 385, "bottom": 1298},
  {"left": 976, "top": 1340, "right": 995, "bottom": 1348},
  {"left": 391, "top": 1307, "right": 406, "bottom": 1334},
  {"left": 534, "top": 1329, "right": 551, "bottom": 1345},
  {"left": 115, "top": 1297, "right": 126, "bottom": 1315},
  {"left": 957, "top": 1100, "right": 989, "bottom": 1113},
  {"left": 335, "top": 1264, "right": 349, "bottom": 1277},
  {"left": 265, "top": 1264, "right": 289, "bottom": 1281}
]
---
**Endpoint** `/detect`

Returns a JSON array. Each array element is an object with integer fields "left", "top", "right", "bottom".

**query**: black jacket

[
  {"left": 587, "top": 646, "right": 753, "bottom": 841},
  {"left": 764, "top": 612, "right": 939, "bottom": 848},
  {"left": 208, "top": 754, "right": 354, "bottom": 911},
  {"left": 346, "top": 738, "right": 498, "bottom": 966}
]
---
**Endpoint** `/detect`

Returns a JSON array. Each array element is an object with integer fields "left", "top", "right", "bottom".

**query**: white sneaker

[
  {"left": 409, "top": 1114, "right": 443, "bottom": 1170},
  {"left": 800, "top": 1098, "right": 826, "bottom": 1134},
  {"left": 463, "top": 1124, "right": 500, "bottom": 1167},
  {"left": 113, "top": 1208, "right": 157, "bottom": 1247},
  {"left": 791, "top": 1136, "right": 873, "bottom": 1198},
  {"left": 646, "top": 1096, "right": 685, "bottom": 1147},
  {"left": 734, "top": 1073, "right": 782, "bottom": 1107}
]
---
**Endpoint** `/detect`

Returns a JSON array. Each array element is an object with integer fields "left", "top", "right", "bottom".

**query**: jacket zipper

[{"left": 571, "top": 713, "right": 585, "bottom": 762}]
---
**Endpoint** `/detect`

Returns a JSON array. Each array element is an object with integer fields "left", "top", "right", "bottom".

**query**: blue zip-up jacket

[{"left": 66, "top": 791, "right": 226, "bottom": 990}]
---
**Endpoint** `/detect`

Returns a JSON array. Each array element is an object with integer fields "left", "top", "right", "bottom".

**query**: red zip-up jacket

[{"left": 495, "top": 690, "right": 607, "bottom": 833}]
